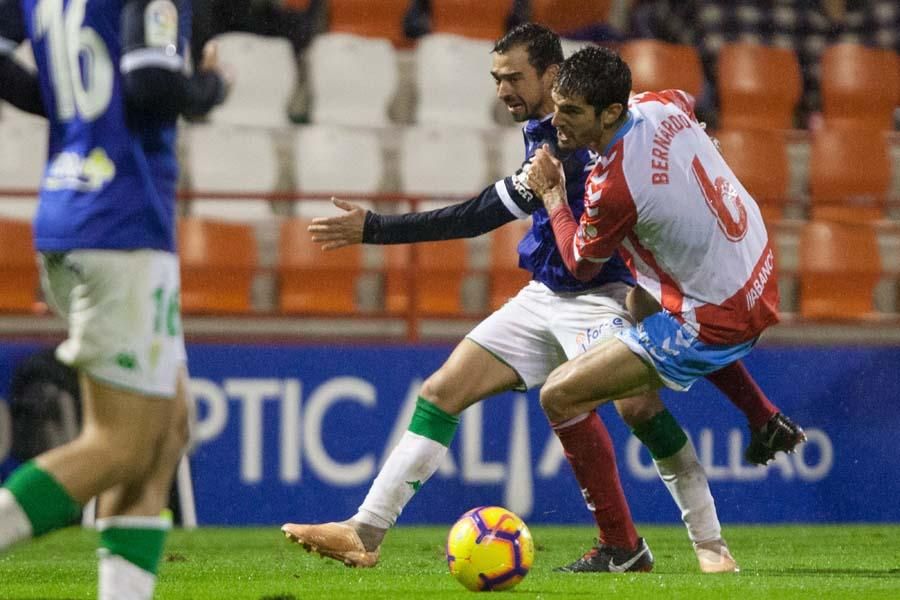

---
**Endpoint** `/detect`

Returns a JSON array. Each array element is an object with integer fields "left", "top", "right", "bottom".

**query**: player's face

[
  {"left": 550, "top": 90, "right": 604, "bottom": 150},
  {"left": 491, "top": 46, "right": 552, "bottom": 122}
]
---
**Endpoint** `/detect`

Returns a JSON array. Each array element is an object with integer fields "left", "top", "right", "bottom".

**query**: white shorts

[
  {"left": 466, "top": 280, "right": 633, "bottom": 390},
  {"left": 39, "top": 250, "right": 187, "bottom": 398}
]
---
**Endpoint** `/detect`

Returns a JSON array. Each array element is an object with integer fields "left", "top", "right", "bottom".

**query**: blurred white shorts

[{"left": 39, "top": 250, "right": 187, "bottom": 398}]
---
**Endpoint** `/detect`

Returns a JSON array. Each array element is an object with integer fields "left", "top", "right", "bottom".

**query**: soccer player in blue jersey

[
  {"left": 283, "top": 23, "right": 803, "bottom": 574},
  {"left": 0, "top": 1, "right": 227, "bottom": 598}
]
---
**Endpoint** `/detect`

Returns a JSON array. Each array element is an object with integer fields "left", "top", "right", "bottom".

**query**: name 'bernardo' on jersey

[{"left": 649, "top": 113, "right": 695, "bottom": 185}]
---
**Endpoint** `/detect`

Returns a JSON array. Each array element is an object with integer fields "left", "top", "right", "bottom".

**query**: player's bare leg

[
  {"left": 626, "top": 287, "right": 806, "bottom": 464},
  {"left": 615, "top": 394, "right": 737, "bottom": 573},
  {"left": 0, "top": 372, "right": 184, "bottom": 559},
  {"left": 95, "top": 368, "right": 190, "bottom": 600},
  {"left": 542, "top": 337, "right": 659, "bottom": 423},
  {"left": 545, "top": 340, "right": 741, "bottom": 572},
  {"left": 283, "top": 339, "right": 520, "bottom": 567}
]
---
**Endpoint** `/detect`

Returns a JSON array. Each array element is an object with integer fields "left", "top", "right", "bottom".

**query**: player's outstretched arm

[
  {"left": 327, "top": 169, "right": 544, "bottom": 247},
  {"left": 308, "top": 198, "right": 367, "bottom": 250}
]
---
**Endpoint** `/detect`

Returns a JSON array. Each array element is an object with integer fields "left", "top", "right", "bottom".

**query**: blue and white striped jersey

[{"left": 0, "top": 0, "right": 191, "bottom": 252}]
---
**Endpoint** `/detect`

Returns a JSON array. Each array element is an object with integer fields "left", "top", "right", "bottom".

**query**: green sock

[
  {"left": 631, "top": 409, "right": 688, "bottom": 460},
  {"left": 98, "top": 516, "right": 170, "bottom": 575},
  {"left": 407, "top": 396, "right": 460, "bottom": 446},
  {"left": 3, "top": 461, "right": 82, "bottom": 537}
]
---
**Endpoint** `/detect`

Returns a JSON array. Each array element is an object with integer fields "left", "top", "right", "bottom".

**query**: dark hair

[
  {"left": 492, "top": 23, "right": 564, "bottom": 76},
  {"left": 554, "top": 46, "right": 631, "bottom": 114}
]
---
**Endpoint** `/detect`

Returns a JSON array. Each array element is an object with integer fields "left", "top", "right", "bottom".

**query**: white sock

[
  {"left": 0, "top": 488, "right": 33, "bottom": 551},
  {"left": 98, "top": 553, "right": 157, "bottom": 600},
  {"left": 654, "top": 439, "right": 722, "bottom": 544},
  {"left": 355, "top": 431, "right": 448, "bottom": 529}
]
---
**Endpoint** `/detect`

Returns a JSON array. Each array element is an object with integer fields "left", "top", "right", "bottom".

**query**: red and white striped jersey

[{"left": 572, "top": 90, "right": 779, "bottom": 344}]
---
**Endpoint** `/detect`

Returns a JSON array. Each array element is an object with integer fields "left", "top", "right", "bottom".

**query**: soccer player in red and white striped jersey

[{"left": 527, "top": 45, "right": 800, "bottom": 442}]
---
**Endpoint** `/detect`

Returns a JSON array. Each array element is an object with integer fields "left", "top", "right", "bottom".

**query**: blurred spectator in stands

[
  {"left": 628, "top": 0, "right": 899, "bottom": 128},
  {"left": 192, "top": 0, "right": 324, "bottom": 65},
  {"left": 403, "top": 1, "right": 622, "bottom": 44},
  {"left": 400, "top": 0, "right": 525, "bottom": 39},
  {"left": 403, "top": 0, "right": 431, "bottom": 39}
]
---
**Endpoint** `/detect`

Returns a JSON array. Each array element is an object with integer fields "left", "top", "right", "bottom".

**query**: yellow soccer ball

[{"left": 446, "top": 506, "right": 535, "bottom": 592}]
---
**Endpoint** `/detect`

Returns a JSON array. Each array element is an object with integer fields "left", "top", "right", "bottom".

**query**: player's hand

[
  {"left": 307, "top": 198, "right": 367, "bottom": 250},
  {"left": 200, "top": 41, "right": 233, "bottom": 100},
  {"left": 526, "top": 144, "right": 565, "bottom": 196}
]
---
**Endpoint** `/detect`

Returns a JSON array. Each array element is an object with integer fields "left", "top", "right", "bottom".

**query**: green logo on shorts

[{"left": 115, "top": 352, "right": 138, "bottom": 371}]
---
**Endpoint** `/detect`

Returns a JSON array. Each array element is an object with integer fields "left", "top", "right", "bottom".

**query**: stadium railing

[{"left": 1, "top": 189, "right": 900, "bottom": 344}]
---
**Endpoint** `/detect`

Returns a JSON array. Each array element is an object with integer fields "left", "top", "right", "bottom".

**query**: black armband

[{"left": 120, "top": 0, "right": 225, "bottom": 121}]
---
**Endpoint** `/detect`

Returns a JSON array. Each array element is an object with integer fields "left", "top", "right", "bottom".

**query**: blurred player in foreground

[
  {"left": 526, "top": 46, "right": 794, "bottom": 500},
  {"left": 0, "top": 1, "right": 227, "bottom": 598},
  {"left": 283, "top": 24, "right": 803, "bottom": 574}
]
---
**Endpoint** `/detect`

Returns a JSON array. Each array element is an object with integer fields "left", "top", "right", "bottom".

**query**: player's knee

[
  {"left": 539, "top": 376, "right": 571, "bottom": 424},
  {"left": 614, "top": 396, "right": 663, "bottom": 427},
  {"left": 420, "top": 370, "right": 465, "bottom": 416},
  {"left": 91, "top": 436, "right": 156, "bottom": 485}
]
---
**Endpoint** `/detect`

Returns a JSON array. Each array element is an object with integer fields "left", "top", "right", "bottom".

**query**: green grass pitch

[{"left": 1, "top": 525, "right": 899, "bottom": 599}]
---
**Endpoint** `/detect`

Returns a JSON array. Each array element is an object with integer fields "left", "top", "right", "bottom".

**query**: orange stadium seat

[
  {"left": 820, "top": 43, "right": 900, "bottom": 131},
  {"left": 328, "top": 0, "right": 410, "bottom": 47},
  {"left": 178, "top": 218, "right": 258, "bottom": 314},
  {"left": 717, "top": 43, "right": 802, "bottom": 131},
  {"left": 799, "top": 220, "right": 881, "bottom": 320},
  {"left": 715, "top": 129, "right": 789, "bottom": 226},
  {"left": 431, "top": 0, "right": 509, "bottom": 41},
  {"left": 808, "top": 128, "right": 892, "bottom": 224},
  {"left": 490, "top": 220, "right": 532, "bottom": 310},
  {"left": 531, "top": 0, "right": 611, "bottom": 36},
  {"left": 0, "top": 219, "right": 38, "bottom": 313},
  {"left": 385, "top": 240, "right": 470, "bottom": 316},
  {"left": 278, "top": 218, "right": 362, "bottom": 314},
  {"left": 619, "top": 40, "right": 704, "bottom": 99}
]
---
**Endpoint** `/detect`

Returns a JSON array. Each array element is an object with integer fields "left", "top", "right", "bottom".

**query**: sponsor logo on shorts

[
  {"left": 575, "top": 317, "right": 626, "bottom": 353},
  {"left": 115, "top": 352, "right": 139, "bottom": 371}
]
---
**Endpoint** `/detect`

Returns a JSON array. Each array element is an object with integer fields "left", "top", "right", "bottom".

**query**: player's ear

[
  {"left": 601, "top": 103, "right": 624, "bottom": 127},
  {"left": 542, "top": 63, "right": 560, "bottom": 86}
]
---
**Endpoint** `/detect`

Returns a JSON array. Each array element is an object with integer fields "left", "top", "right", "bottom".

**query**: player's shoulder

[{"left": 631, "top": 90, "right": 697, "bottom": 124}]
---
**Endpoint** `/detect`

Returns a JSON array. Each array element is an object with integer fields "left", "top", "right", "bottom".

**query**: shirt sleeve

[
  {"left": 120, "top": 0, "right": 225, "bottom": 120},
  {"left": 0, "top": 0, "right": 26, "bottom": 53},
  {"left": 362, "top": 180, "right": 522, "bottom": 244},
  {"left": 547, "top": 163, "right": 637, "bottom": 281},
  {"left": 0, "top": 0, "right": 44, "bottom": 117},
  {"left": 361, "top": 156, "right": 542, "bottom": 244},
  {"left": 121, "top": 0, "right": 188, "bottom": 75},
  {"left": 633, "top": 89, "right": 698, "bottom": 122}
]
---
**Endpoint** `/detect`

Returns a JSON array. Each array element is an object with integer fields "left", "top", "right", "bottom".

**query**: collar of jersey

[
  {"left": 600, "top": 110, "right": 638, "bottom": 156},
  {"left": 526, "top": 114, "right": 554, "bottom": 136}
]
